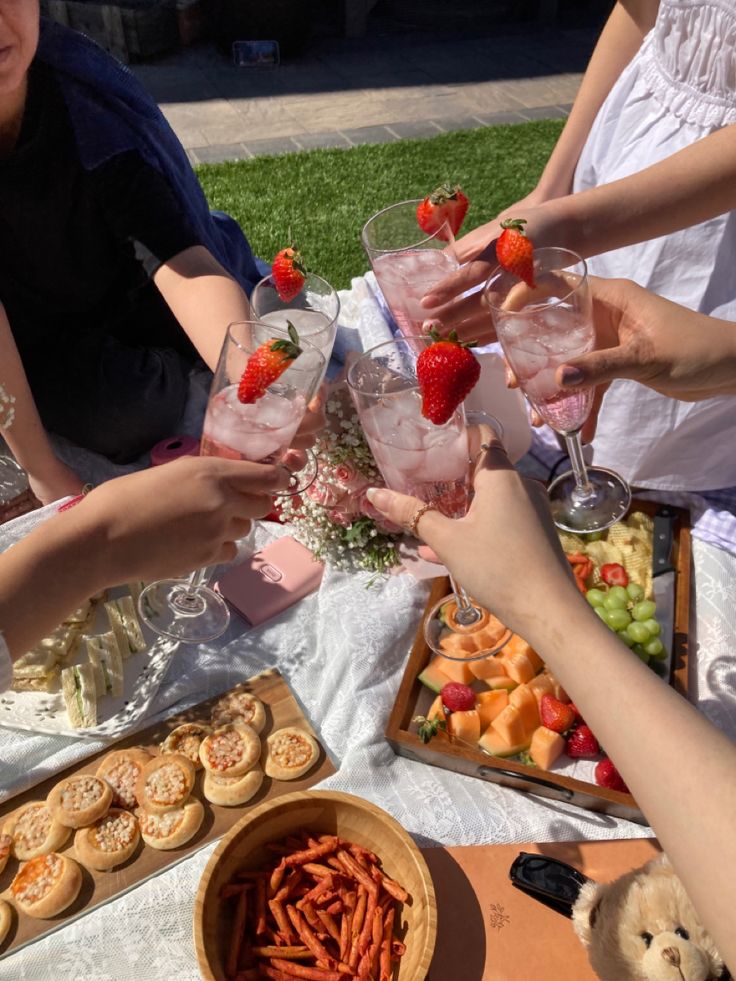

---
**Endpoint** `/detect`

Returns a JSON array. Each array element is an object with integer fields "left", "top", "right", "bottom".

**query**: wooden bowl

[{"left": 194, "top": 789, "right": 437, "bottom": 980}]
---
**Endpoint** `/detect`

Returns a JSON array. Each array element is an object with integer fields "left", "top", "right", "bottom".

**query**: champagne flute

[
  {"left": 139, "top": 321, "right": 325, "bottom": 644},
  {"left": 484, "top": 248, "right": 631, "bottom": 532}
]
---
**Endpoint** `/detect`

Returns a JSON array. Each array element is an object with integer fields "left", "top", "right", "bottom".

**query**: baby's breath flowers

[{"left": 278, "top": 385, "right": 401, "bottom": 574}]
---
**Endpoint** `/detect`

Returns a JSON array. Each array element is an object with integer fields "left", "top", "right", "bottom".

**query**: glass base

[
  {"left": 424, "top": 593, "right": 512, "bottom": 662},
  {"left": 138, "top": 579, "right": 230, "bottom": 644},
  {"left": 547, "top": 466, "right": 631, "bottom": 533}
]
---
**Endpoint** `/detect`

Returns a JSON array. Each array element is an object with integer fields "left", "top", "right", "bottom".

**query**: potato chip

[
  {"left": 584, "top": 540, "right": 624, "bottom": 568},
  {"left": 558, "top": 531, "right": 586, "bottom": 555}
]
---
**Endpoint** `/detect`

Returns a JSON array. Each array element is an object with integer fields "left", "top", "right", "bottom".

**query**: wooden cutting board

[
  {"left": 423, "top": 837, "right": 662, "bottom": 980},
  {"left": 0, "top": 668, "right": 336, "bottom": 960}
]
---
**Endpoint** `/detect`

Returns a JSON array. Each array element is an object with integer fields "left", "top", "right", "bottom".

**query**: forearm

[
  {"left": 154, "top": 245, "right": 252, "bottom": 371},
  {"left": 536, "top": 1, "right": 656, "bottom": 198}
]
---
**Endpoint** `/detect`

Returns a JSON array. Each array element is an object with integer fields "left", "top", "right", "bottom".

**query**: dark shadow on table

[{"left": 423, "top": 848, "right": 486, "bottom": 981}]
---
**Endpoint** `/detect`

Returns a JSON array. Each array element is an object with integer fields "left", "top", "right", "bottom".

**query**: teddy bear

[{"left": 572, "top": 854, "right": 728, "bottom": 981}]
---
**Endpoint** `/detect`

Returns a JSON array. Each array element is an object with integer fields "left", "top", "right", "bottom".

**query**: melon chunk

[
  {"left": 527, "top": 672, "right": 555, "bottom": 706},
  {"left": 491, "top": 704, "right": 527, "bottom": 746},
  {"left": 508, "top": 684, "right": 540, "bottom": 732},
  {"left": 468, "top": 656, "right": 508, "bottom": 681},
  {"left": 476, "top": 690, "right": 509, "bottom": 729},
  {"left": 478, "top": 727, "right": 531, "bottom": 758},
  {"left": 500, "top": 650, "right": 536, "bottom": 685},
  {"left": 529, "top": 726, "right": 565, "bottom": 770},
  {"left": 447, "top": 709, "right": 481, "bottom": 743},
  {"left": 485, "top": 675, "right": 518, "bottom": 691},
  {"left": 503, "top": 634, "right": 543, "bottom": 673},
  {"left": 439, "top": 632, "right": 477, "bottom": 657},
  {"left": 434, "top": 656, "right": 473, "bottom": 685},
  {"left": 427, "top": 695, "right": 445, "bottom": 723},
  {"left": 418, "top": 660, "right": 454, "bottom": 694}
]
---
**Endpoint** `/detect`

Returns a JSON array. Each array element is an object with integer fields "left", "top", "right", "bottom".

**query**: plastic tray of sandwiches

[{"left": 0, "top": 583, "right": 178, "bottom": 739}]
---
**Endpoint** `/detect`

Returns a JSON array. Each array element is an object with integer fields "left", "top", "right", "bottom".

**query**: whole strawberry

[
  {"left": 496, "top": 218, "right": 536, "bottom": 288},
  {"left": 595, "top": 758, "right": 630, "bottom": 793},
  {"left": 237, "top": 321, "right": 302, "bottom": 404},
  {"left": 441, "top": 682, "right": 476, "bottom": 713},
  {"left": 417, "top": 329, "right": 481, "bottom": 425},
  {"left": 565, "top": 724, "right": 599, "bottom": 759},
  {"left": 416, "top": 183, "right": 469, "bottom": 240},
  {"left": 272, "top": 246, "right": 306, "bottom": 302},
  {"left": 539, "top": 694, "right": 575, "bottom": 734}
]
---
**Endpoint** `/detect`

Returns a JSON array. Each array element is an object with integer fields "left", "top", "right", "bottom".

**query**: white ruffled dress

[{"left": 574, "top": 0, "right": 736, "bottom": 491}]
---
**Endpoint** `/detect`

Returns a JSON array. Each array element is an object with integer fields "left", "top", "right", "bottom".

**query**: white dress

[{"left": 574, "top": 0, "right": 736, "bottom": 491}]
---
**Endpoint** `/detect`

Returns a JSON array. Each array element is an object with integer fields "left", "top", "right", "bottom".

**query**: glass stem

[
  {"left": 186, "top": 565, "right": 213, "bottom": 594},
  {"left": 563, "top": 431, "right": 596, "bottom": 503},
  {"left": 449, "top": 574, "right": 482, "bottom": 627}
]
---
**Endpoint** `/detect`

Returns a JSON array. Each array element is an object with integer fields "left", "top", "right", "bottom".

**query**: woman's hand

[{"left": 28, "top": 457, "right": 85, "bottom": 506}]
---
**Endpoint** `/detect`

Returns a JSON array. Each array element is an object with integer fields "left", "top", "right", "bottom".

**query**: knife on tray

[{"left": 651, "top": 506, "right": 677, "bottom": 682}]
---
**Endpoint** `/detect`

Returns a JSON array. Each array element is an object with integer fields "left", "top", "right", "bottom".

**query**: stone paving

[{"left": 131, "top": 22, "right": 597, "bottom": 164}]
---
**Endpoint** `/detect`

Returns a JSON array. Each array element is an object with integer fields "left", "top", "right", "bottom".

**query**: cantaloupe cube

[
  {"left": 476, "top": 690, "right": 509, "bottom": 729},
  {"left": 478, "top": 727, "right": 531, "bottom": 757},
  {"left": 470, "top": 615, "right": 509, "bottom": 653},
  {"left": 500, "top": 650, "right": 535, "bottom": 684},
  {"left": 491, "top": 704, "right": 527, "bottom": 746},
  {"left": 434, "top": 656, "right": 473, "bottom": 685},
  {"left": 439, "top": 633, "right": 477, "bottom": 657},
  {"left": 468, "top": 656, "right": 508, "bottom": 681},
  {"left": 508, "top": 684, "right": 540, "bottom": 733},
  {"left": 447, "top": 709, "right": 481, "bottom": 743},
  {"left": 527, "top": 672, "right": 555, "bottom": 706},
  {"left": 418, "top": 660, "right": 454, "bottom": 693},
  {"left": 485, "top": 675, "right": 518, "bottom": 691},
  {"left": 502, "top": 634, "right": 541, "bottom": 671},
  {"left": 529, "top": 726, "right": 565, "bottom": 770},
  {"left": 427, "top": 695, "right": 445, "bottom": 723}
]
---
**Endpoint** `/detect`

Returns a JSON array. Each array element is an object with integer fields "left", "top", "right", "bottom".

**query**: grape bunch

[{"left": 585, "top": 580, "right": 664, "bottom": 663}]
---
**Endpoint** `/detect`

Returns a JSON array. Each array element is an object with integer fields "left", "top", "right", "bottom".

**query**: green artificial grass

[{"left": 197, "top": 119, "right": 564, "bottom": 290}]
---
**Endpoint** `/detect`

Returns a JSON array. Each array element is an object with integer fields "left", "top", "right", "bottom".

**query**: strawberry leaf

[{"left": 412, "top": 715, "right": 446, "bottom": 744}]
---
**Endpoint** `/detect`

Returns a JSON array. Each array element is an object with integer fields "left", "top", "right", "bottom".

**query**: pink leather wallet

[{"left": 215, "top": 536, "right": 324, "bottom": 626}]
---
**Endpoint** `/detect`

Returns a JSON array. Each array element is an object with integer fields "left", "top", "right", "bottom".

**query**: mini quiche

[
  {"left": 203, "top": 765, "right": 264, "bottom": 807},
  {"left": 2, "top": 802, "right": 70, "bottom": 861},
  {"left": 96, "top": 748, "right": 152, "bottom": 810},
  {"left": 74, "top": 808, "right": 140, "bottom": 871},
  {"left": 135, "top": 798, "right": 204, "bottom": 850},
  {"left": 0, "top": 833, "right": 12, "bottom": 874},
  {"left": 210, "top": 691, "right": 266, "bottom": 734},
  {"left": 47, "top": 774, "right": 112, "bottom": 829},
  {"left": 263, "top": 727, "right": 319, "bottom": 781},
  {"left": 10, "top": 853, "right": 82, "bottom": 918},
  {"left": 160, "top": 723, "right": 211, "bottom": 770},
  {"left": 135, "top": 754, "right": 196, "bottom": 815},
  {"left": 199, "top": 724, "right": 260, "bottom": 778},
  {"left": 0, "top": 899, "right": 11, "bottom": 946}
]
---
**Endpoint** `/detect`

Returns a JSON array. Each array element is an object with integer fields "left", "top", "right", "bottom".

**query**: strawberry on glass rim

[
  {"left": 416, "top": 183, "right": 469, "bottom": 241},
  {"left": 416, "top": 328, "right": 481, "bottom": 425},
  {"left": 237, "top": 321, "right": 302, "bottom": 404},
  {"left": 272, "top": 246, "right": 306, "bottom": 302},
  {"left": 496, "top": 217, "right": 536, "bottom": 288}
]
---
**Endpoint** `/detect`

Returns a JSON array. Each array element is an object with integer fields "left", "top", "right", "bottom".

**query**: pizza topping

[
  {"left": 211, "top": 693, "right": 262, "bottom": 729},
  {"left": 104, "top": 759, "right": 144, "bottom": 810},
  {"left": 269, "top": 730, "right": 313, "bottom": 768},
  {"left": 59, "top": 775, "right": 106, "bottom": 812},
  {"left": 144, "top": 762, "right": 188, "bottom": 806},
  {"left": 11, "top": 853, "right": 62, "bottom": 904},
  {"left": 89, "top": 810, "right": 138, "bottom": 852},
  {"left": 162, "top": 724, "right": 209, "bottom": 765},
  {"left": 206, "top": 729, "right": 245, "bottom": 771},
  {"left": 13, "top": 804, "right": 52, "bottom": 851},
  {"left": 136, "top": 807, "right": 184, "bottom": 839}
]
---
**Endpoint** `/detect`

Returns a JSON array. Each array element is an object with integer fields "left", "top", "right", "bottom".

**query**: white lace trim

[
  {"left": 638, "top": 0, "right": 736, "bottom": 127},
  {"left": 0, "top": 633, "right": 12, "bottom": 694}
]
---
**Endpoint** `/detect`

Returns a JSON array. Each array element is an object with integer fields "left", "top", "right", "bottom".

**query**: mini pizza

[
  {"left": 135, "top": 798, "right": 204, "bottom": 850},
  {"left": 10, "top": 853, "right": 82, "bottom": 919},
  {"left": 263, "top": 727, "right": 319, "bottom": 781},
  {"left": 135, "top": 754, "right": 196, "bottom": 815},
  {"left": 160, "top": 723, "right": 211, "bottom": 770},
  {"left": 199, "top": 724, "right": 260, "bottom": 777},
  {"left": 47, "top": 774, "right": 113, "bottom": 829},
  {"left": 2, "top": 802, "right": 70, "bottom": 861},
  {"left": 0, "top": 833, "right": 11, "bottom": 874},
  {"left": 210, "top": 691, "right": 266, "bottom": 734},
  {"left": 74, "top": 808, "right": 140, "bottom": 871},
  {"left": 203, "top": 765, "right": 264, "bottom": 807},
  {"left": 96, "top": 749, "right": 152, "bottom": 810},
  {"left": 0, "top": 899, "right": 10, "bottom": 946}
]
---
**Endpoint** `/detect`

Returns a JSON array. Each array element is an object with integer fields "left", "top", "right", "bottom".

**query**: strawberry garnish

[
  {"left": 600, "top": 563, "right": 629, "bottom": 587},
  {"left": 416, "top": 329, "right": 481, "bottom": 425},
  {"left": 565, "top": 724, "right": 599, "bottom": 759},
  {"left": 441, "top": 682, "right": 476, "bottom": 713},
  {"left": 594, "top": 758, "right": 630, "bottom": 793},
  {"left": 272, "top": 246, "right": 306, "bottom": 302},
  {"left": 539, "top": 694, "right": 576, "bottom": 734},
  {"left": 416, "top": 183, "right": 469, "bottom": 240},
  {"left": 237, "top": 321, "right": 302, "bottom": 404},
  {"left": 496, "top": 218, "right": 536, "bottom": 288}
]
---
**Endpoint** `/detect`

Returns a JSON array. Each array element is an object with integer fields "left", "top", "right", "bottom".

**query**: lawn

[{"left": 196, "top": 119, "right": 564, "bottom": 290}]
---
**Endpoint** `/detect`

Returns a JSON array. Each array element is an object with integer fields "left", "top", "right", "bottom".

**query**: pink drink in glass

[
  {"left": 200, "top": 385, "right": 305, "bottom": 463},
  {"left": 496, "top": 306, "right": 594, "bottom": 434},
  {"left": 360, "top": 389, "right": 469, "bottom": 517},
  {"left": 372, "top": 249, "right": 459, "bottom": 337}
]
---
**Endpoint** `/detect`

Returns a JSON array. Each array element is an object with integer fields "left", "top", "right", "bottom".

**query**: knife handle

[{"left": 653, "top": 507, "right": 676, "bottom": 577}]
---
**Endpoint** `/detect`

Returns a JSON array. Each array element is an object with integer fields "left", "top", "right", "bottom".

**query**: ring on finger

[{"left": 407, "top": 502, "right": 437, "bottom": 538}]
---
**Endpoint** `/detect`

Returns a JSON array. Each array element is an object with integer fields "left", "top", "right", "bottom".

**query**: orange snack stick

[
  {"left": 269, "top": 899, "right": 297, "bottom": 945},
  {"left": 226, "top": 888, "right": 249, "bottom": 979},
  {"left": 283, "top": 838, "right": 339, "bottom": 867},
  {"left": 315, "top": 908, "right": 340, "bottom": 945},
  {"left": 251, "top": 946, "right": 311, "bottom": 960},
  {"left": 269, "top": 862, "right": 286, "bottom": 897},
  {"left": 286, "top": 905, "right": 335, "bottom": 966},
  {"left": 301, "top": 863, "right": 333, "bottom": 878},
  {"left": 379, "top": 907, "right": 395, "bottom": 981},
  {"left": 256, "top": 877, "right": 268, "bottom": 935},
  {"left": 269, "top": 959, "right": 342, "bottom": 981}
]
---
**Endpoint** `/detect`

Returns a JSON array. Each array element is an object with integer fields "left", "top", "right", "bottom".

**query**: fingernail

[
  {"left": 420, "top": 295, "right": 436, "bottom": 308},
  {"left": 366, "top": 487, "right": 391, "bottom": 511},
  {"left": 560, "top": 366, "right": 584, "bottom": 386}
]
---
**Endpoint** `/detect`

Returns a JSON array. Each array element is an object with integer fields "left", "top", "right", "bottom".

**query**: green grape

[
  {"left": 626, "top": 582, "right": 645, "bottom": 602},
  {"left": 644, "top": 638, "right": 665, "bottom": 658},
  {"left": 605, "top": 608, "right": 632, "bottom": 631},
  {"left": 586, "top": 531, "right": 604, "bottom": 542},
  {"left": 617, "top": 629, "right": 635, "bottom": 648},
  {"left": 603, "top": 592, "right": 628, "bottom": 611},
  {"left": 632, "top": 643, "right": 650, "bottom": 664},
  {"left": 608, "top": 585, "right": 629, "bottom": 605},
  {"left": 642, "top": 618, "right": 661, "bottom": 637},
  {"left": 586, "top": 588, "right": 607, "bottom": 608},
  {"left": 626, "top": 621, "right": 652, "bottom": 644},
  {"left": 632, "top": 600, "right": 657, "bottom": 622},
  {"left": 594, "top": 606, "right": 609, "bottom": 623}
]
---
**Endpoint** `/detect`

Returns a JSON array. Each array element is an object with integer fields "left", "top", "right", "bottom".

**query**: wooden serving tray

[
  {"left": 386, "top": 500, "right": 691, "bottom": 825},
  {"left": 0, "top": 669, "right": 336, "bottom": 960}
]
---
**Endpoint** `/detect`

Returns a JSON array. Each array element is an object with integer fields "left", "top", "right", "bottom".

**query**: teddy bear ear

[{"left": 572, "top": 880, "right": 603, "bottom": 948}]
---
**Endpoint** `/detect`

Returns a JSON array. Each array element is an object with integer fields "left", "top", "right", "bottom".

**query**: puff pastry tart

[
  {"left": 135, "top": 798, "right": 204, "bottom": 850},
  {"left": 74, "top": 808, "right": 140, "bottom": 871},
  {"left": 96, "top": 749, "right": 152, "bottom": 810},
  {"left": 135, "top": 754, "right": 196, "bottom": 815},
  {"left": 160, "top": 723, "right": 211, "bottom": 770},
  {"left": 2, "top": 802, "right": 70, "bottom": 861},
  {"left": 263, "top": 728, "right": 319, "bottom": 781},
  {"left": 0, "top": 899, "right": 11, "bottom": 946},
  {"left": 199, "top": 724, "right": 260, "bottom": 778},
  {"left": 203, "top": 765, "right": 264, "bottom": 807},
  {"left": 10, "top": 853, "right": 82, "bottom": 919},
  {"left": 47, "top": 774, "right": 112, "bottom": 829},
  {"left": 210, "top": 691, "right": 266, "bottom": 734}
]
